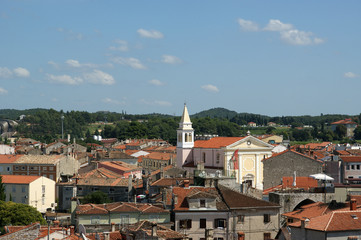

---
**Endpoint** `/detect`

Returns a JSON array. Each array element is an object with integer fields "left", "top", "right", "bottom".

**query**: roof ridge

[{"left": 323, "top": 211, "right": 335, "bottom": 231}]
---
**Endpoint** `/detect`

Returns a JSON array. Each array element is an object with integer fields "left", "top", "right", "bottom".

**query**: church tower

[{"left": 176, "top": 104, "right": 194, "bottom": 168}]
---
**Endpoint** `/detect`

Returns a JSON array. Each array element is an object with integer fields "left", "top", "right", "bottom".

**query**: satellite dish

[{"left": 78, "top": 224, "right": 87, "bottom": 235}]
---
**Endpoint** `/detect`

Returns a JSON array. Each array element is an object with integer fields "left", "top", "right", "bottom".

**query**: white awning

[{"left": 310, "top": 173, "right": 334, "bottom": 181}]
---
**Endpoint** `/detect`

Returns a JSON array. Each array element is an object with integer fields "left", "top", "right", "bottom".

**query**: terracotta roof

[
  {"left": 217, "top": 185, "right": 280, "bottom": 209},
  {"left": 76, "top": 202, "right": 168, "bottom": 215},
  {"left": 1, "top": 175, "right": 41, "bottom": 184},
  {"left": 282, "top": 176, "right": 318, "bottom": 189},
  {"left": 86, "top": 231, "right": 122, "bottom": 240},
  {"left": 290, "top": 211, "right": 361, "bottom": 232},
  {"left": 283, "top": 202, "right": 331, "bottom": 220},
  {"left": 172, "top": 186, "right": 228, "bottom": 211},
  {"left": 194, "top": 137, "right": 244, "bottom": 149},
  {"left": 340, "top": 156, "right": 361, "bottom": 163},
  {"left": 98, "top": 161, "right": 138, "bottom": 172},
  {"left": 150, "top": 165, "right": 173, "bottom": 176},
  {"left": 150, "top": 178, "right": 192, "bottom": 187},
  {"left": 143, "top": 152, "right": 175, "bottom": 161},
  {"left": 263, "top": 149, "right": 323, "bottom": 163},
  {"left": 126, "top": 220, "right": 185, "bottom": 239},
  {"left": 0, "top": 154, "right": 22, "bottom": 163},
  {"left": 331, "top": 119, "right": 357, "bottom": 125},
  {"left": 14, "top": 154, "right": 64, "bottom": 164}
]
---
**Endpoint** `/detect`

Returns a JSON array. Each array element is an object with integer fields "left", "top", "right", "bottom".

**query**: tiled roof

[
  {"left": 127, "top": 220, "right": 185, "bottom": 239},
  {"left": 14, "top": 155, "right": 64, "bottom": 164},
  {"left": 282, "top": 202, "right": 331, "bottom": 220},
  {"left": 1, "top": 175, "right": 41, "bottom": 184},
  {"left": 263, "top": 149, "right": 323, "bottom": 163},
  {"left": 331, "top": 119, "right": 357, "bottom": 125},
  {"left": 98, "top": 161, "right": 138, "bottom": 172},
  {"left": 340, "top": 156, "right": 361, "bottom": 163},
  {"left": 76, "top": 202, "right": 168, "bottom": 215},
  {"left": 86, "top": 232, "right": 122, "bottom": 240},
  {"left": 150, "top": 165, "right": 173, "bottom": 176},
  {"left": 282, "top": 176, "right": 318, "bottom": 189},
  {"left": 194, "top": 137, "right": 244, "bottom": 149},
  {"left": 290, "top": 211, "right": 361, "bottom": 232},
  {"left": 172, "top": 186, "right": 228, "bottom": 211},
  {"left": 0, "top": 154, "right": 22, "bottom": 163},
  {"left": 217, "top": 185, "right": 280, "bottom": 208},
  {"left": 143, "top": 152, "right": 175, "bottom": 161},
  {"left": 150, "top": 178, "right": 192, "bottom": 187}
]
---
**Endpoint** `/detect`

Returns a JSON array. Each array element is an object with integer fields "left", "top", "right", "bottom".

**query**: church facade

[{"left": 176, "top": 105, "right": 274, "bottom": 190}]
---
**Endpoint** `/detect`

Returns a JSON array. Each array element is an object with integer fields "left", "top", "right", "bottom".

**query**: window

[
  {"left": 200, "top": 199, "right": 206, "bottom": 208},
  {"left": 109, "top": 188, "right": 115, "bottom": 193},
  {"left": 237, "top": 215, "right": 245, "bottom": 223},
  {"left": 22, "top": 198, "right": 26, "bottom": 204},
  {"left": 214, "top": 219, "right": 226, "bottom": 229},
  {"left": 22, "top": 186, "right": 26, "bottom": 193},
  {"left": 92, "top": 187, "right": 99, "bottom": 191},
  {"left": 287, "top": 218, "right": 294, "bottom": 223},
  {"left": 347, "top": 165, "right": 350, "bottom": 170},
  {"left": 15, "top": 166, "right": 19, "bottom": 170},
  {"left": 6, "top": 167, "right": 10, "bottom": 172},
  {"left": 43, "top": 167, "right": 47, "bottom": 171},
  {"left": 179, "top": 219, "right": 192, "bottom": 229},
  {"left": 49, "top": 166, "right": 54, "bottom": 171},
  {"left": 12, "top": 186, "right": 16, "bottom": 193},
  {"left": 264, "top": 214, "right": 270, "bottom": 223},
  {"left": 21, "top": 166, "right": 26, "bottom": 170},
  {"left": 216, "top": 153, "right": 220, "bottom": 164},
  {"left": 264, "top": 233, "right": 271, "bottom": 240},
  {"left": 120, "top": 215, "right": 129, "bottom": 226},
  {"left": 200, "top": 218, "right": 206, "bottom": 228},
  {"left": 352, "top": 165, "right": 355, "bottom": 170},
  {"left": 42, "top": 185, "right": 46, "bottom": 194},
  {"left": 78, "top": 187, "right": 83, "bottom": 191},
  {"left": 202, "top": 152, "right": 206, "bottom": 163},
  {"left": 214, "top": 238, "right": 223, "bottom": 240},
  {"left": 49, "top": 175, "right": 54, "bottom": 180},
  {"left": 91, "top": 216, "right": 100, "bottom": 224},
  {"left": 358, "top": 165, "right": 360, "bottom": 170}
]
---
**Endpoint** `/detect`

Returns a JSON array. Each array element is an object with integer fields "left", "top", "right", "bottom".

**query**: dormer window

[{"left": 200, "top": 199, "right": 206, "bottom": 208}]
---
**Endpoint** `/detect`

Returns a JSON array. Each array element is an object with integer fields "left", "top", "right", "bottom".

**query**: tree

[
  {"left": 335, "top": 125, "right": 347, "bottom": 139},
  {"left": 0, "top": 201, "right": 46, "bottom": 228},
  {"left": 81, "top": 191, "right": 111, "bottom": 204},
  {"left": 0, "top": 177, "right": 5, "bottom": 201},
  {"left": 354, "top": 126, "right": 361, "bottom": 140}
]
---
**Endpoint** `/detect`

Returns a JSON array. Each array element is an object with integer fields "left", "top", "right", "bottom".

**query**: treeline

[{"left": 3, "top": 108, "right": 361, "bottom": 144}]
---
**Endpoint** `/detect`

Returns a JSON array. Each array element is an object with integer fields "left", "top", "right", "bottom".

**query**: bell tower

[{"left": 176, "top": 104, "right": 194, "bottom": 168}]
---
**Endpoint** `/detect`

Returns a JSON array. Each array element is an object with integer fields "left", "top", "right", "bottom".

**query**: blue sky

[{"left": 0, "top": 1, "right": 360, "bottom": 117}]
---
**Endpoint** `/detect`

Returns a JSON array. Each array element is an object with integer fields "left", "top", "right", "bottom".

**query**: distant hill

[
  {"left": 0, "top": 108, "right": 48, "bottom": 120},
  {"left": 192, "top": 107, "right": 238, "bottom": 119}
]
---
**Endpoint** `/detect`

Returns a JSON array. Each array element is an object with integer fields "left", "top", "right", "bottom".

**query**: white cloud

[
  {"left": 201, "top": 84, "right": 219, "bottom": 93},
  {"left": 13, "top": 67, "right": 30, "bottom": 77},
  {"left": 238, "top": 18, "right": 324, "bottom": 46},
  {"left": 0, "top": 67, "right": 13, "bottom": 78},
  {"left": 48, "top": 61, "right": 60, "bottom": 69},
  {"left": 83, "top": 70, "right": 115, "bottom": 85},
  {"left": 57, "top": 27, "right": 83, "bottom": 40},
  {"left": 137, "top": 28, "right": 164, "bottom": 39},
  {"left": 66, "top": 59, "right": 81, "bottom": 68},
  {"left": 238, "top": 19, "right": 259, "bottom": 31},
  {"left": 149, "top": 79, "right": 164, "bottom": 86},
  {"left": 344, "top": 72, "right": 358, "bottom": 78},
  {"left": 161, "top": 55, "right": 182, "bottom": 64},
  {"left": 0, "top": 87, "right": 8, "bottom": 94},
  {"left": 280, "top": 29, "right": 323, "bottom": 45},
  {"left": 264, "top": 19, "right": 293, "bottom": 32},
  {"left": 109, "top": 40, "right": 128, "bottom": 51},
  {"left": 112, "top": 57, "right": 147, "bottom": 69},
  {"left": 47, "top": 74, "right": 83, "bottom": 85}
]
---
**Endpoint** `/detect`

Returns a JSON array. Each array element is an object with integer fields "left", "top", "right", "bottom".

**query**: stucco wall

[{"left": 263, "top": 151, "right": 323, "bottom": 190}]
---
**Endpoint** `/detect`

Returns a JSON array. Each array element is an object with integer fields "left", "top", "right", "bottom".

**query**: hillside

[{"left": 192, "top": 107, "right": 238, "bottom": 119}]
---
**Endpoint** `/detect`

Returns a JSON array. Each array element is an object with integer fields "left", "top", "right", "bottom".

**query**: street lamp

[{"left": 61, "top": 115, "right": 64, "bottom": 140}]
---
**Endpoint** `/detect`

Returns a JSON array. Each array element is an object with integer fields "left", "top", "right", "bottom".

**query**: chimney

[
  {"left": 184, "top": 180, "right": 190, "bottom": 188},
  {"left": 104, "top": 232, "right": 110, "bottom": 240},
  {"left": 350, "top": 198, "right": 357, "bottom": 211},
  {"left": 111, "top": 222, "right": 115, "bottom": 232},
  {"left": 301, "top": 218, "right": 309, "bottom": 229},
  {"left": 151, "top": 223, "right": 157, "bottom": 237},
  {"left": 70, "top": 226, "right": 75, "bottom": 235}
]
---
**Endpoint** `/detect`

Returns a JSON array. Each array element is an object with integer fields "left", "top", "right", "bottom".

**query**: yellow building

[{"left": 2, "top": 175, "right": 56, "bottom": 213}]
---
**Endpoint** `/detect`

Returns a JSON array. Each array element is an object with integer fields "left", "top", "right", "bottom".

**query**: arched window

[{"left": 188, "top": 133, "right": 192, "bottom": 142}]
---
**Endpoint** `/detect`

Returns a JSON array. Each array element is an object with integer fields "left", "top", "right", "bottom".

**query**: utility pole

[{"left": 61, "top": 115, "right": 64, "bottom": 140}]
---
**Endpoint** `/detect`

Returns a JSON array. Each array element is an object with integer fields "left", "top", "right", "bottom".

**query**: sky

[{"left": 0, "top": 1, "right": 360, "bottom": 117}]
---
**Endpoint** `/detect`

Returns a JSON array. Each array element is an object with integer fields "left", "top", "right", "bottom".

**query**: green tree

[
  {"left": 81, "top": 191, "right": 111, "bottom": 204},
  {"left": 335, "top": 125, "right": 347, "bottom": 139},
  {"left": 0, "top": 201, "right": 46, "bottom": 228},
  {"left": 0, "top": 177, "right": 5, "bottom": 201},
  {"left": 354, "top": 126, "right": 361, "bottom": 140}
]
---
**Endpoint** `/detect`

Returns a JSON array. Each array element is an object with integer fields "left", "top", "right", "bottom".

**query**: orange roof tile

[
  {"left": 194, "top": 137, "right": 244, "bottom": 149},
  {"left": 0, "top": 154, "right": 22, "bottom": 163},
  {"left": 340, "top": 156, "right": 361, "bottom": 163},
  {"left": 1, "top": 175, "right": 41, "bottom": 184}
]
